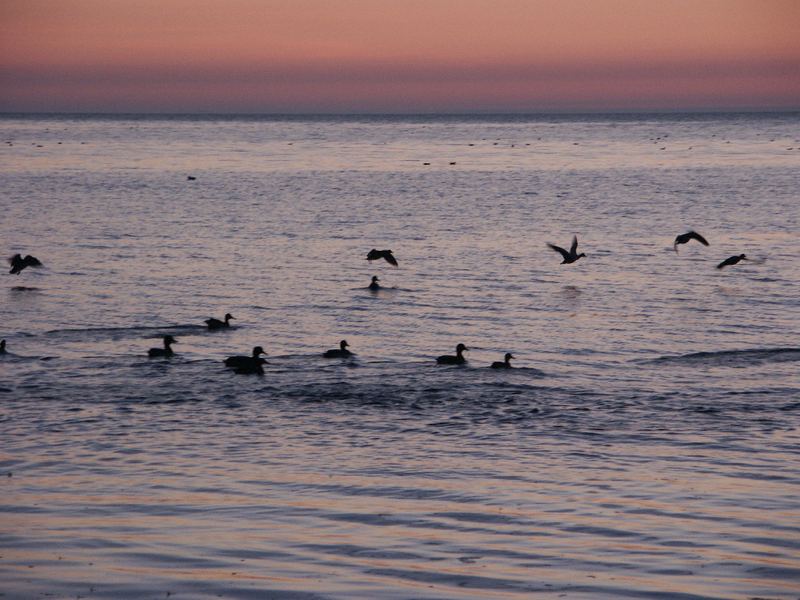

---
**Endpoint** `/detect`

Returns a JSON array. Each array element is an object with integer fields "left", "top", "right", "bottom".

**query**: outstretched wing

[
  {"left": 687, "top": 231, "right": 709, "bottom": 246},
  {"left": 547, "top": 243, "right": 569, "bottom": 260},
  {"left": 382, "top": 251, "right": 398, "bottom": 267},
  {"left": 23, "top": 255, "right": 43, "bottom": 268},
  {"left": 570, "top": 236, "right": 578, "bottom": 255}
]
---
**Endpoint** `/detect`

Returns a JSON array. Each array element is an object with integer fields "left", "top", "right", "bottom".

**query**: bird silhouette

[
  {"left": 717, "top": 254, "right": 747, "bottom": 269},
  {"left": 491, "top": 353, "right": 515, "bottom": 369},
  {"left": 368, "top": 276, "right": 381, "bottom": 291},
  {"left": 224, "top": 346, "right": 267, "bottom": 372},
  {"left": 437, "top": 343, "right": 468, "bottom": 365},
  {"left": 673, "top": 231, "right": 709, "bottom": 252},
  {"left": 547, "top": 236, "right": 585, "bottom": 264},
  {"left": 323, "top": 340, "right": 353, "bottom": 358},
  {"left": 367, "top": 249, "right": 398, "bottom": 267},
  {"left": 8, "top": 254, "right": 43, "bottom": 275},
  {"left": 205, "top": 313, "right": 234, "bottom": 330},
  {"left": 148, "top": 335, "right": 177, "bottom": 358}
]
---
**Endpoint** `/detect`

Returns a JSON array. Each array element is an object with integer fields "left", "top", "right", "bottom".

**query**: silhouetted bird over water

[
  {"left": 437, "top": 343, "right": 468, "bottom": 365},
  {"left": 367, "top": 249, "right": 398, "bottom": 267},
  {"left": 224, "top": 346, "right": 267, "bottom": 373},
  {"left": 717, "top": 254, "right": 747, "bottom": 269},
  {"left": 491, "top": 353, "right": 515, "bottom": 368},
  {"left": 547, "top": 236, "right": 585, "bottom": 264},
  {"left": 323, "top": 340, "right": 353, "bottom": 358},
  {"left": 148, "top": 335, "right": 177, "bottom": 357},
  {"left": 0, "top": 339, "right": 6, "bottom": 354},
  {"left": 8, "top": 254, "right": 43, "bottom": 275},
  {"left": 206, "top": 313, "right": 234, "bottom": 330},
  {"left": 368, "top": 276, "right": 381, "bottom": 290},
  {"left": 673, "top": 231, "right": 709, "bottom": 252}
]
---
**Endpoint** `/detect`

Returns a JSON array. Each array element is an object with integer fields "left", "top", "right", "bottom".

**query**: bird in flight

[
  {"left": 547, "top": 236, "right": 586, "bottom": 264},
  {"left": 366, "top": 249, "right": 398, "bottom": 266},
  {"left": 673, "top": 231, "right": 709, "bottom": 252},
  {"left": 717, "top": 254, "right": 747, "bottom": 269},
  {"left": 8, "top": 254, "right": 43, "bottom": 275}
]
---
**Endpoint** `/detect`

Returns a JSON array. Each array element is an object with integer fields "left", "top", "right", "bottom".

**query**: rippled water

[{"left": 1, "top": 113, "right": 799, "bottom": 599}]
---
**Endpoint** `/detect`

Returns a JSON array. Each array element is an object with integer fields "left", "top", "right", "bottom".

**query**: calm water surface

[{"left": 1, "top": 114, "right": 799, "bottom": 599}]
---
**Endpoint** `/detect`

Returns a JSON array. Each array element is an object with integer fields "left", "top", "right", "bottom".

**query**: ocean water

[{"left": 1, "top": 113, "right": 799, "bottom": 599}]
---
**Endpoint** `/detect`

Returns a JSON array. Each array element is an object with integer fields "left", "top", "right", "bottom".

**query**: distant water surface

[{"left": 1, "top": 113, "right": 799, "bottom": 599}]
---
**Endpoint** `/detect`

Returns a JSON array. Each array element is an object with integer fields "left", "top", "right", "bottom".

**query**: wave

[{"left": 648, "top": 348, "right": 800, "bottom": 367}]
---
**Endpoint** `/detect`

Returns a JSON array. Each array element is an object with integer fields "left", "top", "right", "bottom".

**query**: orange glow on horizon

[{"left": 1, "top": 0, "right": 799, "bottom": 112}]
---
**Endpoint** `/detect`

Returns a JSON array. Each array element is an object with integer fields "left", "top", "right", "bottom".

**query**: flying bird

[
  {"left": 436, "top": 343, "right": 468, "bottom": 365},
  {"left": 491, "top": 353, "right": 515, "bottom": 369},
  {"left": 547, "top": 236, "right": 585, "bottom": 264},
  {"left": 323, "top": 340, "right": 353, "bottom": 358},
  {"left": 673, "top": 231, "right": 709, "bottom": 252},
  {"left": 148, "top": 335, "right": 177, "bottom": 358},
  {"left": 367, "top": 249, "right": 398, "bottom": 267},
  {"left": 717, "top": 254, "right": 747, "bottom": 269},
  {"left": 205, "top": 313, "right": 235, "bottom": 330},
  {"left": 8, "top": 254, "right": 43, "bottom": 275}
]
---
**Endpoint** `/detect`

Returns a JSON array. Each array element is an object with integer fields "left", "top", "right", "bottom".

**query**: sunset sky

[{"left": 1, "top": 0, "right": 799, "bottom": 113}]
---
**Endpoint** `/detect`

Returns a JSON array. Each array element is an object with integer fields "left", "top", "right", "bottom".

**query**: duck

[
  {"left": 547, "top": 236, "right": 585, "bottom": 264},
  {"left": 205, "top": 313, "right": 235, "bottom": 330},
  {"left": 437, "top": 343, "right": 468, "bottom": 365},
  {"left": 368, "top": 276, "right": 381, "bottom": 291},
  {"left": 148, "top": 335, "right": 177, "bottom": 358},
  {"left": 717, "top": 254, "right": 747, "bottom": 269},
  {"left": 8, "top": 254, "right": 43, "bottom": 275},
  {"left": 673, "top": 230, "right": 709, "bottom": 252},
  {"left": 366, "top": 249, "right": 398, "bottom": 267},
  {"left": 323, "top": 340, "right": 353, "bottom": 358},
  {"left": 224, "top": 346, "right": 267, "bottom": 369},
  {"left": 491, "top": 353, "right": 515, "bottom": 369}
]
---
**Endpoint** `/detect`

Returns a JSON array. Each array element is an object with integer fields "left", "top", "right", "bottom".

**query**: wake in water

[{"left": 647, "top": 347, "right": 800, "bottom": 367}]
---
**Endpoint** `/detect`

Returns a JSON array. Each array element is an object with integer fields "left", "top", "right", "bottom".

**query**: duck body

[
  {"left": 224, "top": 346, "right": 267, "bottom": 369},
  {"left": 491, "top": 353, "right": 515, "bottom": 369},
  {"left": 368, "top": 276, "right": 381, "bottom": 291},
  {"left": 717, "top": 254, "right": 747, "bottom": 269},
  {"left": 206, "top": 313, "right": 235, "bottom": 330},
  {"left": 323, "top": 340, "right": 353, "bottom": 358},
  {"left": 8, "top": 254, "right": 43, "bottom": 275},
  {"left": 148, "top": 335, "right": 177, "bottom": 358},
  {"left": 366, "top": 249, "right": 398, "bottom": 267},
  {"left": 437, "top": 343, "right": 468, "bottom": 365},
  {"left": 547, "top": 236, "right": 585, "bottom": 264},
  {"left": 673, "top": 230, "right": 709, "bottom": 252}
]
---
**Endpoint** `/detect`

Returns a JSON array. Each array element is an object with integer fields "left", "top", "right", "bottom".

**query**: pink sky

[{"left": 1, "top": 0, "right": 799, "bottom": 113}]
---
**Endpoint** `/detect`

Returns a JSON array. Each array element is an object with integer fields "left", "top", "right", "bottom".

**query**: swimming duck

[
  {"left": 368, "top": 276, "right": 381, "bottom": 291},
  {"left": 717, "top": 254, "right": 747, "bottom": 269},
  {"left": 224, "top": 346, "right": 267, "bottom": 369},
  {"left": 366, "top": 249, "right": 398, "bottom": 267},
  {"left": 547, "top": 236, "right": 585, "bottom": 264},
  {"left": 491, "top": 353, "right": 515, "bottom": 369},
  {"left": 673, "top": 231, "right": 709, "bottom": 252},
  {"left": 323, "top": 340, "right": 353, "bottom": 358},
  {"left": 148, "top": 335, "right": 177, "bottom": 357},
  {"left": 8, "top": 254, "right": 43, "bottom": 275},
  {"left": 437, "top": 343, "right": 468, "bottom": 365},
  {"left": 206, "top": 313, "right": 235, "bottom": 330}
]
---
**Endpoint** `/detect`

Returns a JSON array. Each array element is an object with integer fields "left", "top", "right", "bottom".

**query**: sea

[{"left": 1, "top": 113, "right": 799, "bottom": 599}]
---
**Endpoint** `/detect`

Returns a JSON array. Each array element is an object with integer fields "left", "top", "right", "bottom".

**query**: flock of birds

[{"left": 4, "top": 233, "right": 750, "bottom": 374}]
